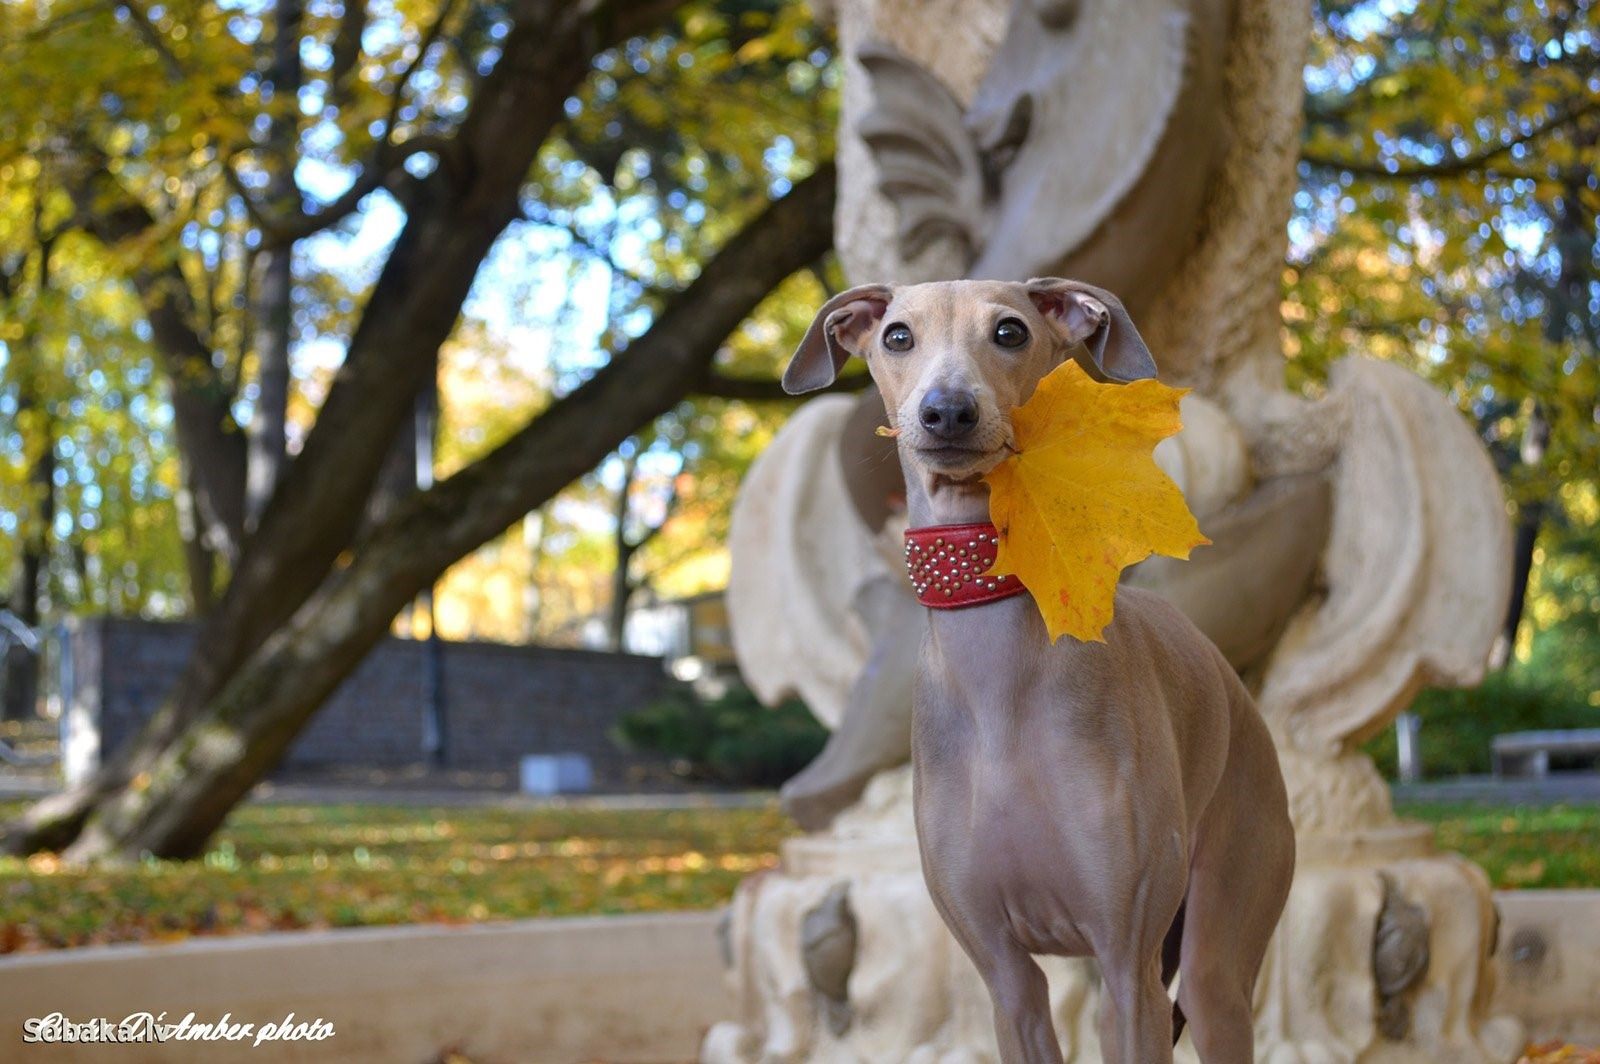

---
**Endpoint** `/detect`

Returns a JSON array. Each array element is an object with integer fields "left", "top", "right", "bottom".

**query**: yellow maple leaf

[{"left": 982, "top": 360, "right": 1208, "bottom": 643}]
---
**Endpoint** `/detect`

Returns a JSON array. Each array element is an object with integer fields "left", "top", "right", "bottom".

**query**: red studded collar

[{"left": 902, "top": 523, "right": 1028, "bottom": 609}]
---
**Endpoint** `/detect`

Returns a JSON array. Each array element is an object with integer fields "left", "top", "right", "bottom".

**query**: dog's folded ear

[
  {"left": 783, "top": 284, "right": 894, "bottom": 394},
  {"left": 1024, "top": 278, "right": 1158, "bottom": 383}
]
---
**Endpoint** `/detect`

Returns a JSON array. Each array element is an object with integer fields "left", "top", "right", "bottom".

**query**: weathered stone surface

[
  {"left": 717, "top": 0, "right": 1522, "bottom": 1059},
  {"left": 1257, "top": 357, "right": 1514, "bottom": 758},
  {"left": 726, "top": 395, "right": 902, "bottom": 730},
  {"left": 705, "top": 767, "right": 1525, "bottom": 1064}
]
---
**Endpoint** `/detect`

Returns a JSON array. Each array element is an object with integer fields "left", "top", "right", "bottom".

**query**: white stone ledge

[
  {"left": 0, "top": 891, "right": 1594, "bottom": 1062},
  {"left": 0, "top": 911, "right": 730, "bottom": 1063},
  {"left": 1492, "top": 890, "right": 1600, "bottom": 1046}
]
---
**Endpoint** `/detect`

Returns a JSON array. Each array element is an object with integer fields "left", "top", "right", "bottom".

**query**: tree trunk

[
  {"left": 244, "top": 0, "right": 303, "bottom": 524},
  {"left": 1, "top": 0, "right": 698, "bottom": 859},
  {"left": 523, "top": 509, "right": 549, "bottom": 639},
  {"left": 1, "top": 162, "right": 834, "bottom": 860},
  {"left": 607, "top": 448, "right": 682, "bottom": 651},
  {"left": 1495, "top": 169, "right": 1590, "bottom": 664},
  {"left": 57, "top": 148, "right": 249, "bottom": 563},
  {"left": 155, "top": 1, "right": 681, "bottom": 746},
  {"left": 608, "top": 558, "right": 638, "bottom": 652},
  {"left": 246, "top": 243, "right": 293, "bottom": 525},
  {"left": 608, "top": 450, "right": 641, "bottom": 651},
  {"left": 4, "top": 240, "right": 56, "bottom": 722},
  {"left": 3, "top": 427, "right": 52, "bottom": 722},
  {"left": 1495, "top": 405, "right": 1548, "bottom": 666},
  {"left": 174, "top": 457, "right": 219, "bottom": 615},
  {"left": 361, "top": 366, "right": 439, "bottom": 545}
]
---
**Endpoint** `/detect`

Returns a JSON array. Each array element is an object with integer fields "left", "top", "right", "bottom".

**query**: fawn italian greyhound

[{"left": 782, "top": 278, "right": 1294, "bottom": 1064}]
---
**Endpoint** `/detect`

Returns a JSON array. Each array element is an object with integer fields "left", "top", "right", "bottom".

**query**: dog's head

[{"left": 783, "top": 278, "right": 1157, "bottom": 494}]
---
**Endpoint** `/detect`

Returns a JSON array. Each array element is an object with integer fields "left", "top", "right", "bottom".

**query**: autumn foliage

[{"left": 983, "top": 361, "right": 1208, "bottom": 642}]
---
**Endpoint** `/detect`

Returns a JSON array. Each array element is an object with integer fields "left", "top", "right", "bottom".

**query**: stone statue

[{"left": 709, "top": 1, "right": 1524, "bottom": 1060}]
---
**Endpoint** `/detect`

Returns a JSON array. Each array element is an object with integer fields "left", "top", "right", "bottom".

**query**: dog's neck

[
  {"left": 897, "top": 446, "right": 1054, "bottom": 646},
  {"left": 898, "top": 453, "right": 993, "bottom": 530},
  {"left": 896, "top": 447, "right": 1052, "bottom": 726}
]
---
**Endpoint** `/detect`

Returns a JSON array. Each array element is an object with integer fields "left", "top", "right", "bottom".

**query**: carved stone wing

[
  {"left": 726, "top": 396, "right": 894, "bottom": 729},
  {"left": 855, "top": 42, "right": 985, "bottom": 268},
  {"left": 1257, "top": 358, "right": 1514, "bottom": 756},
  {"left": 966, "top": 0, "right": 1201, "bottom": 284},
  {"left": 848, "top": 0, "right": 1232, "bottom": 306}
]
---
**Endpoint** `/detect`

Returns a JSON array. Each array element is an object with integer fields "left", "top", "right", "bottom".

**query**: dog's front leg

[
  {"left": 973, "top": 936, "right": 1064, "bottom": 1064},
  {"left": 1097, "top": 954, "right": 1176, "bottom": 1064}
]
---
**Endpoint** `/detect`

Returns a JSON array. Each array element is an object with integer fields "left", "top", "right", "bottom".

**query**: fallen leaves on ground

[
  {"left": 1406, "top": 802, "right": 1600, "bottom": 890},
  {"left": 983, "top": 360, "right": 1207, "bottom": 642},
  {"left": 1519, "top": 1040, "right": 1600, "bottom": 1063},
  {"left": 0, "top": 801, "right": 789, "bottom": 953},
  {"left": 0, "top": 800, "right": 1594, "bottom": 953}
]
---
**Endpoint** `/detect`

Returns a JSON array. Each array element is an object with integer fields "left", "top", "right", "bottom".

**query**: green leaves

[
  {"left": 0, "top": 224, "right": 189, "bottom": 615},
  {"left": 1294, "top": 1, "right": 1600, "bottom": 655},
  {"left": 616, "top": 684, "right": 828, "bottom": 786}
]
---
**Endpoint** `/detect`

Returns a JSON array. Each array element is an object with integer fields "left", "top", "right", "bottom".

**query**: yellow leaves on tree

[{"left": 982, "top": 360, "right": 1208, "bottom": 643}]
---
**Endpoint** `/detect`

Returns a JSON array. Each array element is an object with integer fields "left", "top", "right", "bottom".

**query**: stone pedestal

[
  {"left": 702, "top": 760, "right": 1524, "bottom": 1064},
  {"left": 1256, "top": 751, "right": 1525, "bottom": 1063},
  {"left": 710, "top": 0, "right": 1525, "bottom": 1056}
]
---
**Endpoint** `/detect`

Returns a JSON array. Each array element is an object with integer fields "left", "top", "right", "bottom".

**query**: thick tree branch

[
  {"left": 393, "top": 162, "right": 834, "bottom": 565},
  {"left": 328, "top": 0, "right": 368, "bottom": 96},
  {"left": 257, "top": 0, "right": 465, "bottom": 246},
  {"left": 222, "top": 164, "right": 274, "bottom": 233},
  {"left": 116, "top": 0, "right": 183, "bottom": 79},
  {"left": 377, "top": 0, "right": 462, "bottom": 142},
  {"left": 181, "top": 0, "right": 690, "bottom": 718},
  {"left": 1301, "top": 99, "right": 1600, "bottom": 179},
  {"left": 50, "top": 162, "right": 835, "bottom": 858},
  {"left": 524, "top": 203, "right": 680, "bottom": 296},
  {"left": 696, "top": 369, "right": 870, "bottom": 401},
  {"left": 243, "top": 0, "right": 305, "bottom": 524},
  {"left": 266, "top": 137, "right": 454, "bottom": 245}
]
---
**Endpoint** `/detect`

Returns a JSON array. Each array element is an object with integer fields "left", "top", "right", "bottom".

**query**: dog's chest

[
  {"left": 910, "top": 647, "right": 1189, "bottom": 955},
  {"left": 917, "top": 759, "right": 1117, "bottom": 955}
]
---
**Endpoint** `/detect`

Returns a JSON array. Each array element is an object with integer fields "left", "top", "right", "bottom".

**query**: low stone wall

[
  {"left": 0, "top": 912, "right": 729, "bottom": 1064},
  {"left": 1493, "top": 890, "right": 1600, "bottom": 1046},
  {"left": 61, "top": 617, "right": 668, "bottom": 789},
  {"left": 0, "top": 892, "right": 1594, "bottom": 1063}
]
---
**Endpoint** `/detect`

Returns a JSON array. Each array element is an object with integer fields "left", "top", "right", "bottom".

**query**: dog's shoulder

[
  {"left": 1108, "top": 584, "right": 1206, "bottom": 642},
  {"left": 1105, "top": 585, "right": 1231, "bottom": 677}
]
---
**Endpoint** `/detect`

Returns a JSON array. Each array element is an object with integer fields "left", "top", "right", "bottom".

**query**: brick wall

[{"left": 60, "top": 617, "right": 668, "bottom": 789}]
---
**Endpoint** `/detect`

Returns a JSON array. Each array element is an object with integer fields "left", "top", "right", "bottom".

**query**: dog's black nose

[{"left": 918, "top": 388, "right": 980, "bottom": 440}]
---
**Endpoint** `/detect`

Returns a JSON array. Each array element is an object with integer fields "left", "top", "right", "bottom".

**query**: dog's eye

[
  {"left": 994, "top": 318, "right": 1029, "bottom": 349},
  {"left": 882, "top": 323, "right": 914, "bottom": 352}
]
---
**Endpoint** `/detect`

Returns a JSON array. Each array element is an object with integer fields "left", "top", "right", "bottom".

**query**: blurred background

[{"left": 0, "top": 0, "right": 1594, "bottom": 945}]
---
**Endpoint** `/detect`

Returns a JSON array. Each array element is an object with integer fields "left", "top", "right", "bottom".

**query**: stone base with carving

[{"left": 702, "top": 763, "right": 1525, "bottom": 1064}]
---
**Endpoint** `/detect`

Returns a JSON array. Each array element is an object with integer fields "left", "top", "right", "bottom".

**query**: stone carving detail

[
  {"left": 1374, "top": 872, "right": 1433, "bottom": 1040},
  {"left": 854, "top": 0, "right": 1232, "bottom": 311},
  {"left": 726, "top": 396, "right": 899, "bottom": 732},
  {"left": 1256, "top": 358, "right": 1513, "bottom": 757},
  {"left": 854, "top": 44, "right": 982, "bottom": 266},
  {"left": 800, "top": 883, "right": 858, "bottom": 1036}
]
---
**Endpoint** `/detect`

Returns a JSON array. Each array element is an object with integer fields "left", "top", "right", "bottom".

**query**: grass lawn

[
  {"left": 1395, "top": 801, "right": 1600, "bottom": 889},
  {"left": 0, "top": 798, "right": 1593, "bottom": 953}
]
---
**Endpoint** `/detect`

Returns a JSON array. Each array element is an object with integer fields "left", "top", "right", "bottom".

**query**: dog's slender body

[{"left": 783, "top": 279, "right": 1294, "bottom": 1064}]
